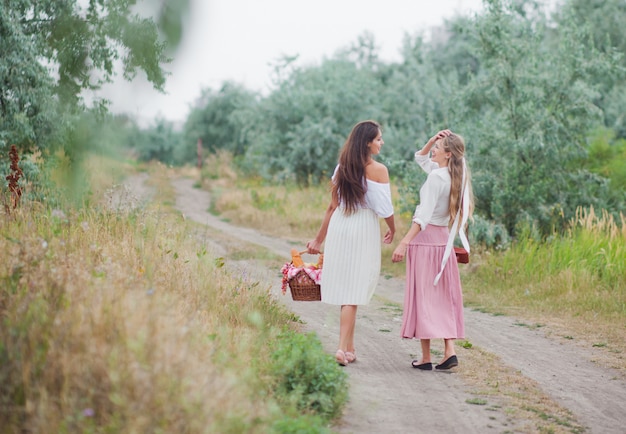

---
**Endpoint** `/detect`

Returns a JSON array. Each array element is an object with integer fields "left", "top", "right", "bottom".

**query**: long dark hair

[{"left": 332, "top": 120, "right": 381, "bottom": 214}]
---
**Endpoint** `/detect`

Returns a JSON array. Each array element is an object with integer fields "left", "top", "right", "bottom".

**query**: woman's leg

[
  {"left": 434, "top": 338, "right": 459, "bottom": 369},
  {"left": 345, "top": 305, "right": 358, "bottom": 362},
  {"left": 420, "top": 339, "right": 431, "bottom": 363},
  {"left": 336, "top": 305, "right": 357, "bottom": 365},
  {"left": 339, "top": 305, "right": 357, "bottom": 351},
  {"left": 443, "top": 338, "right": 456, "bottom": 361}
]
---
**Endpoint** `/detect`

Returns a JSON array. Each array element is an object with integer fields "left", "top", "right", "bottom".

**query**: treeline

[
  {"left": 131, "top": 0, "right": 626, "bottom": 240},
  {"left": 3, "top": 0, "right": 626, "bottom": 241}
]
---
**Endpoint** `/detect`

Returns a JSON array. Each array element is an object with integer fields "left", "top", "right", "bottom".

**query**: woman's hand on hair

[
  {"left": 424, "top": 129, "right": 452, "bottom": 150},
  {"left": 431, "top": 129, "right": 452, "bottom": 142}
]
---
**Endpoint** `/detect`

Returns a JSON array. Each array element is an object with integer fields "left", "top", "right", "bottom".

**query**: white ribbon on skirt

[{"left": 434, "top": 159, "right": 470, "bottom": 286}]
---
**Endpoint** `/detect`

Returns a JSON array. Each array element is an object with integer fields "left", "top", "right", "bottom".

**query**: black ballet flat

[
  {"left": 435, "top": 355, "right": 458, "bottom": 370},
  {"left": 411, "top": 360, "right": 433, "bottom": 370}
]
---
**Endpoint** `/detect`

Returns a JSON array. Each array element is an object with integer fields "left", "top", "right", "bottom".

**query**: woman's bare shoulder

[{"left": 365, "top": 161, "right": 389, "bottom": 183}]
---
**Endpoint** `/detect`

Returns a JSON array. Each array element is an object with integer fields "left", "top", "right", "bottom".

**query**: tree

[
  {"left": 180, "top": 82, "right": 258, "bottom": 164},
  {"left": 585, "top": 127, "right": 626, "bottom": 202},
  {"left": 131, "top": 117, "right": 180, "bottom": 165},
  {"left": 429, "top": 16, "right": 481, "bottom": 87},
  {"left": 553, "top": 0, "right": 626, "bottom": 137},
  {"left": 241, "top": 54, "right": 384, "bottom": 185},
  {"left": 378, "top": 33, "right": 461, "bottom": 162},
  {"left": 0, "top": 0, "right": 184, "bottom": 154},
  {"left": 452, "top": 0, "right": 614, "bottom": 236},
  {"left": 0, "top": 4, "right": 59, "bottom": 152}
]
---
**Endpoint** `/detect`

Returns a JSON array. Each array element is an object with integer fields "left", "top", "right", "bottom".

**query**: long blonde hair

[{"left": 440, "top": 133, "right": 474, "bottom": 229}]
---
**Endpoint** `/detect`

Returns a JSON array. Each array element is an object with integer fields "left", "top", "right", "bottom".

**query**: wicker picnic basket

[
  {"left": 288, "top": 269, "right": 322, "bottom": 301},
  {"left": 286, "top": 249, "right": 323, "bottom": 301}
]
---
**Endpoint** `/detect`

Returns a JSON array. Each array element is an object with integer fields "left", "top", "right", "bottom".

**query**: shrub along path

[{"left": 132, "top": 174, "right": 626, "bottom": 433}]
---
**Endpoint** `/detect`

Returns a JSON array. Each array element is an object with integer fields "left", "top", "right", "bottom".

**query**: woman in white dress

[{"left": 307, "top": 120, "right": 396, "bottom": 366}]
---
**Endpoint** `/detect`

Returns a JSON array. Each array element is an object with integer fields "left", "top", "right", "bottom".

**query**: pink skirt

[{"left": 400, "top": 225, "right": 465, "bottom": 340}]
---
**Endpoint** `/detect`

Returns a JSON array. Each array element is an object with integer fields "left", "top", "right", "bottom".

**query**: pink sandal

[
  {"left": 345, "top": 350, "right": 357, "bottom": 363},
  {"left": 335, "top": 349, "right": 348, "bottom": 366}
]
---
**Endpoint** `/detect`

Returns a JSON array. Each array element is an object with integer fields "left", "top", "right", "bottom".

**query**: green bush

[
  {"left": 587, "top": 127, "right": 626, "bottom": 197},
  {"left": 270, "top": 414, "right": 332, "bottom": 434},
  {"left": 268, "top": 330, "right": 348, "bottom": 422},
  {"left": 467, "top": 214, "right": 511, "bottom": 250}
]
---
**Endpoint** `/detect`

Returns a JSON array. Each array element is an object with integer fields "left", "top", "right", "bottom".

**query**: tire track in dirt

[{"left": 137, "top": 175, "right": 626, "bottom": 433}]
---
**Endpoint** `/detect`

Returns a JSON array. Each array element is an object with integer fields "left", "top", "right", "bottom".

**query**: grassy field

[
  {"left": 2, "top": 152, "right": 624, "bottom": 433},
  {"left": 0, "top": 155, "right": 347, "bottom": 433}
]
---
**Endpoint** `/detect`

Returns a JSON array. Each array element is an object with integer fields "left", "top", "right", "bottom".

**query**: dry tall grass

[
  {"left": 464, "top": 206, "right": 626, "bottom": 372},
  {"left": 0, "top": 157, "right": 341, "bottom": 433}
]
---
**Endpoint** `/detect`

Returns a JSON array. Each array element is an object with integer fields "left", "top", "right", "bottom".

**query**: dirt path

[{"left": 129, "top": 175, "right": 626, "bottom": 433}]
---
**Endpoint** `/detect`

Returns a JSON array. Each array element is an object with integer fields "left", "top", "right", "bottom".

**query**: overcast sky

[{"left": 98, "top": 0, "right": 484, "bottom": 125}]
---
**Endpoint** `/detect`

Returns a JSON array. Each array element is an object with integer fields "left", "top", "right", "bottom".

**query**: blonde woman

[
  {"left": 392, "top": 129, "right": 473, "bottom": 370},
  {"left": 307, "top": 120, "right": 396, "bottom": 366}
]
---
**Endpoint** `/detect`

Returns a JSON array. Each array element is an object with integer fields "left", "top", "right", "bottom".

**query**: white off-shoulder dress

[{"left": 321, "top": 166, "right": 394, "bottom": 305}]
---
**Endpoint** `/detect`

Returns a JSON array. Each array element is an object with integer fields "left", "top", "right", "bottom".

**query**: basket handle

[{"left": 291, "top": 249, "right": 324, "bottom": 269}]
